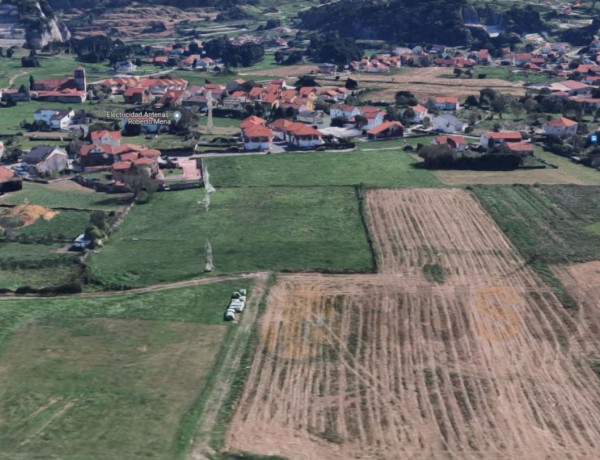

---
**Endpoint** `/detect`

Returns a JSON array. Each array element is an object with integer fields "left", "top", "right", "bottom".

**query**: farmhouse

[
  {"left": 23, "top": 146, "right": 69, "bottom": 175},
  {"left": 543, "top": 117, "right": 578, "bottom": 138},
  {"left": 367, "top": 121, "right": 404, "bottom": 139},
  {"left": 33, "top": 108, "right": 74, "bottom": 130},
  {"left": 480, "top": 131, "right": 523, "bottom": 148}
]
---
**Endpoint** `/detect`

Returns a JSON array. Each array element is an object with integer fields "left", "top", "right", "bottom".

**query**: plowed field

[{"left": 227, "top": 188, "right": 600, "bottom": 459}]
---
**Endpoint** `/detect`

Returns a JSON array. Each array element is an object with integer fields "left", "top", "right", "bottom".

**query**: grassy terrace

[
  {"left": 88, "top": 187, "right": 373, "bottom": 289},
  {"left": 0, "top": 182, "right": 131, "bottom": 211},
  {"left": 206, "top": 149, "right": 441, "bottom": 187},
  {"left": 0, "top": 281, "right": 247, "bottom": 459}
]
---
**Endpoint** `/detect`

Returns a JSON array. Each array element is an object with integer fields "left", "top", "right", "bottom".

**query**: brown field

[
  {"left": 553, "top": 261, "right": 600, "bottom": 349},
  {"left": 433, "top": 168, "right": 589, "bottom": 186},
  {"left": 227, "top": 189, "right": 600, "bottom": 459},
  {"left": 241, "top": 65, "right": 319, "bottom": 78},
  {"left": 318, "top": 67, "right": 526, "bottom": 100},
  {"left": 63, "top": 7, "right": 215, "bottom": 41}
]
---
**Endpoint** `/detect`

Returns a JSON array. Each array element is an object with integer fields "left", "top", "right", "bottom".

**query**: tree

[
  {"left": 523, "top": 98, "right": 538, "bottom": 114},
  {"left": 385, "top": 106, "right": 401, "bottom": 121},
  {"left": 464, "top": 95, "right": 479, "bottom": 107},
  {"left": 123, "top": 166, "right": 157, "bottom": 203},
  {"left": 6, "top": 48, "right": 14, "bottom": 58},
  {"left": 400, "top": 107, "right": 415, "bottom": 123},
  {"left": 480, "top": 87, "right": 497, "bottom": 106},
  {"left": 345, "top": 77, "right": 358, "bottom": 90},
  {"left": 510, "top": 100, "right": 524, "bottom": 121},
  {"left": 29, "top": 75, "right": 35, "bottom": 90},
  {"left": 354, "top": 115, "right": 368, "bottom": 129},
  {"left": 453, "top": 67, "right": 463, "bottom": 78}
]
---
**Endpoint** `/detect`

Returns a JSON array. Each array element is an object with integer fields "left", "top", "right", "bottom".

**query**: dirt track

[{"left": 227, "top": 189, "right": 600, "bottom": 459}]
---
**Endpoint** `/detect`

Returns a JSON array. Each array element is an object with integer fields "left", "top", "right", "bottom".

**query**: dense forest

[
  {"left": 299, "top": 0, "right": 471, "bottom": 46},
  {"left": 47, "top": 0, "right": 250, "bottom": 9}
]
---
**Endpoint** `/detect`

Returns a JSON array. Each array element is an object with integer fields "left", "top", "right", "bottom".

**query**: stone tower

[{"left": 74, "top": 67, "right": 86, "bottom": 91}]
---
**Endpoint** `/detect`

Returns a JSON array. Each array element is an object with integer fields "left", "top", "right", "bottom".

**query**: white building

[
  {"left": 542, "top": 117, "right": 578, "bottom": 138},
  {"left": 330, "top": 104, "right": 360, "bottom": 120},
  {"left": 33, "top": 108, "right": 75, "bottom": 130},
  {"left": 91, "top": 130, "right": 122, "bottom": 148},
  {"left": 115, "top": 61, "right": 137, "bottom": 72},
  {"left": 432, "top": 114, "right": 468, "bottom": 134}
]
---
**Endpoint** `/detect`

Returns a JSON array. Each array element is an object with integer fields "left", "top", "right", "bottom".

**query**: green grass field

[
  {"left": 9, "top": 210, "right": 90, "bottom": 239},
  {"left": 0, "top": 280, "right": 247, "bottom": 459},
  {"left": 472, "top": 185, "right": 600, "bottom": 308},
  {"left": 0, "top": 240, "right": 81, "bottom": 292},
  {"left": 206, "top": 150, "right": 441, "bottom": 187},
  {"left": 532, "top": 145, "right": 600, "bottom": 186},
  {"left": 88, "top": 187, "right": 373, "bottom": 288},
  {"left": 1, "top": 183, "right": 131, "bottom": 211},
  {"left": 472, "top": 185, "right": 600, "bottom": 264}
]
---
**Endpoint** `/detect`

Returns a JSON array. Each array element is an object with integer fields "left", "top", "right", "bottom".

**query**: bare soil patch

[
  {"left": 0, "top": 204, "right": 58, "bottom": 227},
  {"left": 227, "top": 189, "right": 600, "bottom": 459}
]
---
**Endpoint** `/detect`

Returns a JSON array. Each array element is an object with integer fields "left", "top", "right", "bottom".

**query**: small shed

[{"left": 73, "top": 234, "right": 91, "bottom": 250}]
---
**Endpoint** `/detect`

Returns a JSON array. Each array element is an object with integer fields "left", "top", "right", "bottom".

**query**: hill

[{"left": 299, "top": 0, "right": 470, "bottom": 46}]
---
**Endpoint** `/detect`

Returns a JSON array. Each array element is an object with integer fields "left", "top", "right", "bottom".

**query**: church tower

[{"left": 74, "top": 67, "right": 86, "bottom": 91}]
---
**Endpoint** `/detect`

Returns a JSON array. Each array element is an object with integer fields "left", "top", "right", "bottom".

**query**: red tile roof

[
  {"left": 546, "top": 117, "right": 578, "bottom": 127},
  {"left": 368, "top": 121, "right": 403, "bottom": 135},
  {"left": 0, "top": 166, "right": 16, "bottom": 183},
  {"left": 91, "top": 131, "right": 122, "bottom": 142}
]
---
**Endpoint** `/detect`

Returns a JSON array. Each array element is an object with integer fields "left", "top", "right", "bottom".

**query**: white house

[
  {"left": 242, "top": 125, "right": 273, "bottom": 151},
  {"left": 542, "top": 117, "right": 578, "bottom": 138},
  {"left": 286, "top": 123, "right": 324, "bottom": 149},
  {"left": 330, "top": 104, "right": 360, "bottom": 120},
  {"left": 432, "top": 114, "right": 467, "bottom": 134},
  {"left": 33, "top": 108, "right": 75, "bottom": 130},
  {"left": 480, "top": 131, "right": 523, "bottom": 148},
  {"left": 23, "top": 146, "right": 69, "bottom": 175},
  {"left": 432, "top": 97, "right": 460, "bottom": 111},
  {"left": 115, "top": 61, "right": 137, "bottom": 72},
  {"left": 404, "top": 105, "right": 428, "bottom": 124},
  {"left": 360, "top": 107, "right": 385, "bottom": 131}
]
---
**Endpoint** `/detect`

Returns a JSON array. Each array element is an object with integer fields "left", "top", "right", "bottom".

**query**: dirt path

[
  {"left": 0, "top": 273, "right": 269, "bottom": 301},
  {"left": 8, "top": 71, "right": 28, "bottom": 88},
  {"left": 190, "top": 272, "right": 270, "bottom": 460}
]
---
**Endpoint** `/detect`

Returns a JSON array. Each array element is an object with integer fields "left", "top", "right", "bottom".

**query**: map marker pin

[{"left": 173, "top": 111, "right": 182, "bottom": 123}]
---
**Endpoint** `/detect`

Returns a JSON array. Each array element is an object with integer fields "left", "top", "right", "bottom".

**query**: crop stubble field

[{"left": 227, "top": 188, "right": 600, "bottom": 459}]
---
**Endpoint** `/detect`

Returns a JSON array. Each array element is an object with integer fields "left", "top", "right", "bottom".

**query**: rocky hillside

[
  {"left": 0, "top": 0, "right": 70, "bottom": 49},
  {"left": 299, "top": 0, "right": 470, "bottom": 46}
]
